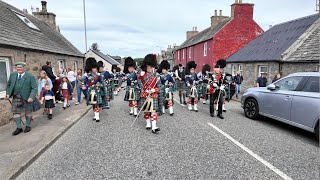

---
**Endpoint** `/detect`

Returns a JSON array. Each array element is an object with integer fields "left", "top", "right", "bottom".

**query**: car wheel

[
  {"left": 316, "top": 123, "right": 319, "bottom": 141},
  {"left": 244, "top": 99, "right": 259, "bottom": 120}
]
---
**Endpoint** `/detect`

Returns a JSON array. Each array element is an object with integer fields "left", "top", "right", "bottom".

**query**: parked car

[{"left": 241, "top": 72, "right": 320, "bottom": 140}]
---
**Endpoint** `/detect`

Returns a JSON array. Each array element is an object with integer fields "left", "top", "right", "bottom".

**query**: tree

[{"left": 91, "top": 43, "right": 99, "bottom": 51}]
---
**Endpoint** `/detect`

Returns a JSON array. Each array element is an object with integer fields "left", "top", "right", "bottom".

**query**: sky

[{"left": 3, "top": 0, "right": 318, "bottom": 58}]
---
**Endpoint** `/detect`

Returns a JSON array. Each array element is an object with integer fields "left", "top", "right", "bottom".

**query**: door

[
  {"left": 261, "top": 76, "right": 304, "bottom": 121},
  {"left": 291, "top": 76, "right": 320, "bottom": 128}
]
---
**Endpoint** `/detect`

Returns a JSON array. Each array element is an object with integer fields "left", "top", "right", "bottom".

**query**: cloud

[{"left": 3, "top": 0, "right": 317, "bottom": 58}]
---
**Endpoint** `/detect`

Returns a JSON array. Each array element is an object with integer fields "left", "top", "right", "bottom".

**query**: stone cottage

[
  {"left": 0, "top": 1, "right": 84, "bottom": 125},
  {"left": 85, "top": 49, "right": 122, "bottom": 71},
  {"left": 226, "top": 14, "right": 320, "bottom": 90}
]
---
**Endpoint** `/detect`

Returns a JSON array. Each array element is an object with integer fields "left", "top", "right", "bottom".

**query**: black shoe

[
  {"left": 96, "top": 119, "right": 100, "bottom": 122},
  {"left": 93, "top": 118, "right": 96, "bottom": 121},
  {"left": 183, "top": 101, "right": 187, "bottom": 105},
  {"left": 223, "top": 110, "right": 227, "bottom": 112},
  {"left": 63, "top": 107, "right": 66, "bottom": 110},
  {"left": 48, "top": 114, "right": 53, "bottom": 119},
  {"left": 210, "top": 113, "right": 215, "bottom": 117},
  {"left": 67, "top": 104, "right": 71, "bottom": 107},
  {"left": 152, "top": 128, "right": 160, "bottom": 133},
  {"left": 218, "top": 114, "right": 224, "bottom": 119},
  {"left": 12, "top": 128, "right": 23, "bottom": 136},
  {"left": 130, "top": 112, "right": 133, "bottom": 115},
  {"left": 170, "top": 113, "right": 174, "bottom": 116},
  {"left": 24, "top": 126, "right": 31, "bottom": 133}
]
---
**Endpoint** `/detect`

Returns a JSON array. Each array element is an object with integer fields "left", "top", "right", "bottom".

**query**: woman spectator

[
  {"left": 67, "top": 67, "right": 76, "bottom": 89},
  {"left": 272, "top": 73, "right": 281, "bottom": 83},
  {"left": 75, "top": 69, "right": 88, "bottom": 105},
  {"left": 38, "top": 70, "right": 53, "bottom": 99}
]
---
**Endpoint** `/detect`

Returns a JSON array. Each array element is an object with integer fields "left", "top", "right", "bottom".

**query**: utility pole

[{"left": 83, "top": 0, "right": 88, "bottom": 52}]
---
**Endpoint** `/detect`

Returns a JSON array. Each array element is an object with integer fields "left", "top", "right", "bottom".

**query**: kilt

[
  {"left": 124, "top": 87, "right": 140, "bottom": 101},
  {"left": 87, "top": 88, "right": 104, "bottom": 105},
  {"left": 199, "top": 83, "right": 208, "bottom": 98},
  {"left": 186, "top": 85, "right": 200, "bottom": 98},
  {"left": 45, "top": 99, "right": 55, "bottom": 108},
  {"left": 62, "top": 89, "right": 69, "bottom": 100},
  {"left": 11, "top": 97, "right": 41, "bottom": 114},
  {"left": 139, "top": 97, "right": 158, "bottom": 112},
  {"left": 176, "top": 80, "right": 186, "bottom": 91}
]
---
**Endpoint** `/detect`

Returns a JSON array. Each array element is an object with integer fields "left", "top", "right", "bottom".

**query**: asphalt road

[{"left": 16, "top": 91, "right": 319, "bottom": 180}]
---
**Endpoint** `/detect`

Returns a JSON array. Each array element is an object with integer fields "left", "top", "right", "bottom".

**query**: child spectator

[
  {"left": 41, "top": 83, "right": 56, "bottom": 119},
  {"left": 59, "top": 76, "right": 73, "bottom": 109}
]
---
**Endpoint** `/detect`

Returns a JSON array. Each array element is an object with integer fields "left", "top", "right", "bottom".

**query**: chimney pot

[
  {"left": 235, "top": 0, "right": 238, "bottom": 3},
  {"left": 195, "top": 27, "right": 197, "bottom": 31},
  {"left": 36, "top": 7, "right": 39, "bottom": 12},
  {"left": 41, "top": 1, "right": 47, "bottom": 12},
  {"left": 214, "top": 10, "right": 218, "bottom": 16},
  {"left": 239, "top": 0, "right": 243, "bottom": 3},
  {"left": 219, "top": 10, "right": 222, "bottom": 16}
]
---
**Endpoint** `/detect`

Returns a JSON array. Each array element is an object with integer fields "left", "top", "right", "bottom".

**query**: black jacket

[
  {"left": 42, "top": 65, "right": 56, "bottom": 82},
  {"left": 234, "top": 75, "right": 243, "bottom": 84}
]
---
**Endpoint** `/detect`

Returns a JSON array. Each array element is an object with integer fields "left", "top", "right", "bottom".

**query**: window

[
  {"left": 177, "top": 51, "right": 180, "bottom": 60},
  {"left": 12, "top": 10, "right": 40, "bottom": 31},
  {"left": 58, "top": 60, "right": 66, "bottom": 71},
  {"left": 274, "top": 76, "right": 303, "bottom": 91},
  {"left": 189, "top": 47, "right": 192, "bottom": 58},
  {"left": 258, "top": 66, "right": 268, "bottom": 76},
  {"left": 74, "top": 61, "right": 79, "bottom": 71},
  {"left": 183, "top": 49, "right": 185, "bottom": 60},
  {"left": 204, "top": 42, "right": 207, "bottom": 56},
  {"left": 238, "top": 65, "right": 243, "bottom": 75},
  {"left": 232, "top": 65, "right": 237, "bottom": 76},
  {"left": 0, "top": 58, "right": 11, "bottom": 98},
  {"left": 302, "top": 77, "right": 319, "bottom": 93}
]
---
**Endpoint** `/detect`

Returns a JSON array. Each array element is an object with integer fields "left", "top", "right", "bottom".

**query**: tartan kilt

[
  {"left": 139, "top": 97, "right": 158, "bottom": 112},
  {"left": 45, "top": 99, "right": 55, "bottom": 108},
  {"left": 199, "top": 83, "right": 208, "bottom": 98},
  {"left": 176, "top": 80, "right": 186, "bottom": 91},
  {"left": 107, "top": 84, "right": 114, "bottom": 101},
  {"left": 88, "top": 88, "right": 103, "bottom": 105},
  {"left": 124, "top": 87, "right": 140, "bottom": 101},
  {"left": 11, "top": 98, "right": 41, "bottom": 114},
  {"left": 186, "top": 85, "right": 200, "bottom": 98}
]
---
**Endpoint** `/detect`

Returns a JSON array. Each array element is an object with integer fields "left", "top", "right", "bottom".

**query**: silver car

[{"left": 241, "top": 72, "right": 320, "bottom": 140}]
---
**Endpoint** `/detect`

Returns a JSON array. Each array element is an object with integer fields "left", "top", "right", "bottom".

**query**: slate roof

[
  {"left": 285, "top": 22, "right": 319, "bottom": 62},
  {"left": 177, "top": 18, "right": 231, "bottom": 50},
  {"left": 227, "top": 14, "right": 319, "bottom": 62},
  {"left": 92, "top": 50, "right": 120, "bottom": 65},
  {"left": 0, "top": 1, "right": 83, "bottom": 57}
]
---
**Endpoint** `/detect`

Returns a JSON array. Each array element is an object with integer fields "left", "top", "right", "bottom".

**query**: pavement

[
  {"left": 0, "top": 99, "right": 91, "bottom": 180},
  {"left": 10, "top": 90, "right": 319, "bottom": 180}
]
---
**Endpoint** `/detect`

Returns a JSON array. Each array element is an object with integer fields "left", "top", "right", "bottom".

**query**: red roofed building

[{"left": 175, "top": 0, "right": 263, "bottom": 69}]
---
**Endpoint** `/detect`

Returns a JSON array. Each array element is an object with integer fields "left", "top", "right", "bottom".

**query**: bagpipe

[
  {"left": 185, "top": 75, "right": 198, "bottom": 98},
  {"left": 88, "top": 74, "right": 103, "bottom": 105}
]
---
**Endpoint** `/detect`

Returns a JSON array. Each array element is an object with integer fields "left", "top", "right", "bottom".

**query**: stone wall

[
  {"left": 226, "top": 62, "right": 279, "bottom": 91},
  {"left": 226, "top": 61, "right": 320, "bottom": 92},
  {"left": 0, "top": 46, "right": 84, "bottom": 126}
]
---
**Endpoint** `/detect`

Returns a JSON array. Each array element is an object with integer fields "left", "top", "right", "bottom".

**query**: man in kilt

[
  {"left": 175, "top": 64, "right": 187, "bottom": 105},
  {"left": 185, "top": 61, "right": 200, "bottom": 112},
  {"left": 138, "top": 54, "right": 160, "bottom": 133},
  {"left": 5, "top": 62, "right": 41, "bottom": 135},
  {"left": 158, "top": 60, "right": 175, "bottom": 116},
  {"left": 85, "top": 58, "right": 106, "bottom": 122},
  {"left": 98, "top": 61, "right": 113, "bottom": 109},
  {"left": 123, "top": 57, "right": 141, "bottom": 116},
  {"left": 111, "top": 65, "right": 121, "bottom": 96},
  {"left": 198, "top": 64, "right": 211, "bottom": 104},
  {"left": 209, "top": 59, "right": 227, "bottom": 119}
]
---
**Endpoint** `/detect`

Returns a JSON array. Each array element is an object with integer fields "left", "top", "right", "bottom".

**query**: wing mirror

[{"left": 267, "top": 84, "right": 276, "bottom": 91}]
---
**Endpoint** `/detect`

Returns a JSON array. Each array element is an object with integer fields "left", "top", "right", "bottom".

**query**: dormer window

[{"left": 11, "top": 9, "right": 40, "bottom": 31}]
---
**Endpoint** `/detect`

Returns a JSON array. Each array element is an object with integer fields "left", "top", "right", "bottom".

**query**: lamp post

[{"left": 83, "top": 0, "right": 87, "bottom": 52}]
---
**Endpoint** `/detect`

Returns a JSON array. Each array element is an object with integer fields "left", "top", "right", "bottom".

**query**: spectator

[
  {"left": 75, "top": 69, "right": 87, "bottom": 105},
  {"left": 234, "top": 71, "right": 243, "bottom": 99},
  {"left": 59, "top": 76, "right": 73, "bottom": 110},
  {"left": 272, "top": 73, "right": 281, "bottom": 83},
  {"left": 256, "top": 72, "right": 268, "bottom": 87},
  {"left": 37, "top": 70, "right": 53, "bottom": 99},
  {"left": 67, "top": 67, "right": 76, "bottom": 90},
  {"left": 42, "top": 61, "right": 56, "bottom": 84},
  {"left": 40, "top": 83, "right": 56, "bottom": 119}
]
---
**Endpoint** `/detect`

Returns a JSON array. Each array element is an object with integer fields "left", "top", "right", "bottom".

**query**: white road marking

[
  {"left": 173, "top": 98, "right": 185, "bottom": 107},
  {"left": 207, "top": 123, "right": 293, "bottom": 180}
]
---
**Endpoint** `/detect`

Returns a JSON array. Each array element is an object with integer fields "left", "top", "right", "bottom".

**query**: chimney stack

[
  {"left": 186, "top": 26, "right": 199, "bottom": 40},
  {"left": 33, "top": 1, "right": 58, "bottom": 31},
  {"left": 41, "top": 1, "right": 47, "bottom": 12},
  {"left": 211, "top": 9, "right": 229, "bottom": 27},
  {"left": 231, "top": 0, "right": 254, "bottom": 20}
]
